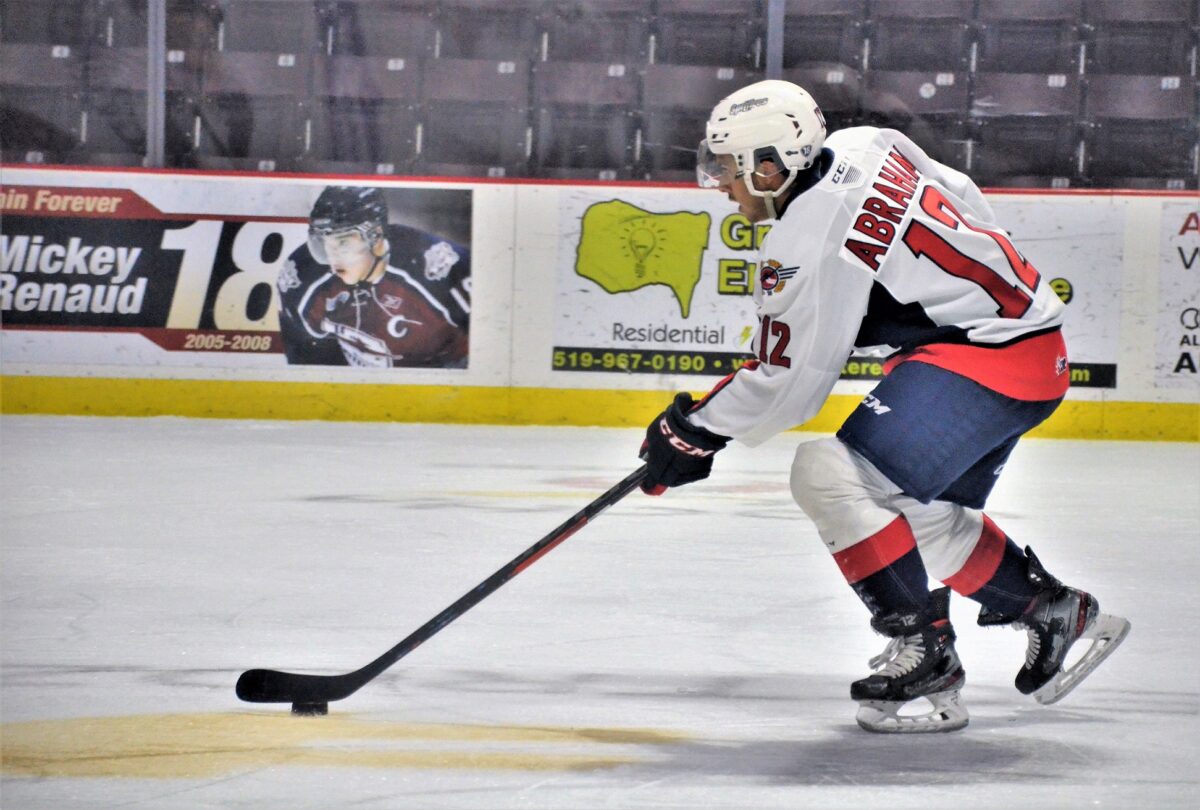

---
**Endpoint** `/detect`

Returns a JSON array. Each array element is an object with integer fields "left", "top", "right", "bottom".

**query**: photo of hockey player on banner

[
  {"left": 277, "top": 186, "right": 472, "bottom": 368},
  {"left": 0, "top": 179, "right": 473, "bottom": 371}
]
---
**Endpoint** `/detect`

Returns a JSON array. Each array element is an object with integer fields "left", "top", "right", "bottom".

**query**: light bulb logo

[{"left": 628, "top": 226, "right": 657, "bottom": 278}]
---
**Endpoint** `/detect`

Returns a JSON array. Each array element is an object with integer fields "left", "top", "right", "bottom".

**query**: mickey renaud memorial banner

[
  {"left": 0, "top": 180, "right": 472, "bottom": 370},
  {"left": 552, "top": 188, "right": 1120, "bottom": 387}
]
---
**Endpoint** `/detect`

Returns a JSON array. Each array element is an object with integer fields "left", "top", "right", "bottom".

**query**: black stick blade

[{"left": 236, "top": 668, "right": 360, "bottom": 704}]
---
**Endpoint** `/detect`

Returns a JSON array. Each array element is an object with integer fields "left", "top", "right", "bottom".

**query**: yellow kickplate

[
  {"left": 0, "top": 713, "right": 688, "bottom": 779},
  {"left": 3, "top": 375, "right": 1197, "bottom": 441}
]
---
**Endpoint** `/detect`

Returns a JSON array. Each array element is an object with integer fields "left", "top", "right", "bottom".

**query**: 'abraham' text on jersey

[{"left": 689, "top": 127, "right": 1067, "bottom": 447}]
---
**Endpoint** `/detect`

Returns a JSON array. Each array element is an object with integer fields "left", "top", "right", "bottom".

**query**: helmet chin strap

[
  {"left": 364, "top": 239, "right": 390, "bottom": 284},
  {"left": 763, "top": 193, "right": 778, "bottom": 220},
  {"left": 743, "top": 169, "right": 799, "bottom": 220}
]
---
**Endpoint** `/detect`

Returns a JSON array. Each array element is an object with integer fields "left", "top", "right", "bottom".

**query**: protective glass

[
  {"left": 307, "top": 227, "right": 372, "bottom": 266},
  {"left": 696, "top": 139, "right": 741, "bottom": 189}
]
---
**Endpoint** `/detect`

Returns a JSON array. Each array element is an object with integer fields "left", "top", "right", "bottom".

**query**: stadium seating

[
  {"left": 165, "top": 0, "right": 223, "bottom": 53},
  {"left": 653, "top": 0, "right": 762, "bottom": 68},
  {"left": 194, "top": 50, "right": 311, "bottom": 169},
  {"left": 307, "top": 54, "right": 421, "bottom": 170},
  {"left": 0, "top": 43, "right": 86, "bottom": 162},
  {"left": 866, "top": 0, "right": 975, "bottom": 72},
  {"left": 81, "top": 46, "right": 148, "bottom": 162},
  {"left": 1085, "top": 0, "right": 1197, "bottom": 76},
  {"left": 533, "top": 61, "right": 640, "bottom": 178},
  {"left": 862, "top": 70, "right": 971, "bottom": 170},
  {"left": 545, "top": 0, "right": 650, "bottom": 64},
  {"left": 3, "top": 0, "right": 1195, "bottom": 189},
  {"left": 975, "top": 0, "right": 1083, "bottom": 74},
  {"left": 216, "top": 0, "right": 325, "bottom": 56},
  {"left": 328, "top": 1, "right": 437, "bottom": 58},
  {"left": 640, "top": 64, "right": 762, "bottom": 180},
  {"left": 782, "top": 0, "right": 866, "bottom": 70},
  {"left": 971, "top": 72, "right": 1082, "bottom": 185},
  {"left": 862, "top": 70, "right": 970, "bottom": 120},
  {"left": 782, "top": 63, "right": 861, "bottom": 131},
  {"left": 436, "top": 0, "right": 543, "bottom": 61},
  {"left": 1084, "top": 74, "right": 1198, "bottom": 184},
  {"left": 0, "top": 0, "right": 98, "bottom": 47},
  {"left": 97, "top": 0, "right": 149, "bottom": 48},
  {"left": 417, "top": 57, "right": 531, "bottom": 176}
]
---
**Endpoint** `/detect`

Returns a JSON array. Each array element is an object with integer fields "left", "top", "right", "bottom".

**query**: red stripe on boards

[
  {"left": 832, "top": 516, "right": 917, "bottom": 584},
  {"left": 943, "top": 513, "right": 1007, "bottom": 596}
]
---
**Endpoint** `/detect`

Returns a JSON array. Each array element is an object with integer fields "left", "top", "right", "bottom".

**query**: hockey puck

[{"left": 291, "top": 702, "right": 328, "bottom": 716}]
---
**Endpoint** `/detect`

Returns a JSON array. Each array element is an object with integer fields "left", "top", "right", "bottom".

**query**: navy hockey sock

[
  {"left": 833, "top": 515, "right": 932, "bottom": 618},
  {"left": 944, "top": 514, "right": 1039, "bottom": 617}
]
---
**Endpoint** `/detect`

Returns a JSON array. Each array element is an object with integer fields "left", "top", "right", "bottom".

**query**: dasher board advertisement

[
  {"left": 0, "top": 179, "right": 472, "bottom": 370},
  {"left": 1158, "top": 203, "right": 1200, "bottom": 387},
  {"left": 552, "top": 189, "right": 1121, "bottom": 387},
  {"left": 552, "top": 188, "right": 761, "bottom": 378}
]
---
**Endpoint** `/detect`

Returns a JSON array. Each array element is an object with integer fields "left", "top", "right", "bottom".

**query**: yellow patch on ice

[{"left": 0, "top": 713, "right": 688, "bottom": 779}]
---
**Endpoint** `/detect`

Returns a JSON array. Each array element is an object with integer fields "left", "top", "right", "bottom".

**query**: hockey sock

[
  {"left": 833, "top": 515, "right": 932, "bottom": 619},
  {"left": 943, "top": 514, "right": 1039, "bottom": 617}
]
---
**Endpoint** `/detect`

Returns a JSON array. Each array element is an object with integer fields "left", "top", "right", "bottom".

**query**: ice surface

[{"left": 1, "top": 415, "right": 1197, "bottom": 809}]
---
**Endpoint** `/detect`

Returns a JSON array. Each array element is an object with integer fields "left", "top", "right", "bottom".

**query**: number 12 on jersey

[
  {"left": 903, "top": 186, "right": 1042, "bottom": 319},
  {"left": 757, "top": 315, "right": 792, "bottom": 368}
]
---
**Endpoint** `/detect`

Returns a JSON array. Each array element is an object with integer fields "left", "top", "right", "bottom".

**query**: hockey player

[
  {"left": 638, "top": 80, "right": 1130, "bottom": 733},
  {"left": 277, "top": 186, "right": 471, "bottom": 368}
]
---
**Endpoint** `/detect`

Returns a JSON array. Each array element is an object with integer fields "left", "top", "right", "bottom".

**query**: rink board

[{"left": 1, "top": 166, "right": 1196, "bottom": 440}]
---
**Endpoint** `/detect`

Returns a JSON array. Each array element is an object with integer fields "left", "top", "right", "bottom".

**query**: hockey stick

[{"left": 236, "top": 464, "right": 648, "bottom": 712}]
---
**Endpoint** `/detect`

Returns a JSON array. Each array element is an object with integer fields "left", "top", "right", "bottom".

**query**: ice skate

[
  {"left": 852, "top": 587, "right": 968, "bottom": 733},
  {"left": 979, "top": 547, "right": 1131, "bottom": 705}
]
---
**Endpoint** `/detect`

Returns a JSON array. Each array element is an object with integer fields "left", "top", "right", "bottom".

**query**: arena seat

[
  {"left": 865, "top": 0, "right": 974, "bottom": 72},
  {"left": 640, "top": 64, "right": 762, "bottom": 179},
  {"left": 532, "top": 60, "right": 639, "bottom": 177},
  {"left": 653, "top": 0, "right": 762, "bottom": 68},
  {"left": 975, "top": 0, "right": 1083, "bottom": 74},
  {"left": 972, "top": 73, "right": 1083, "bottom": 186},
  {"left": 782, "top": 0, "right": 867, "bottom": 70},
  {"left": 418, "top": 57, "right": 531, "bottom": 176}
]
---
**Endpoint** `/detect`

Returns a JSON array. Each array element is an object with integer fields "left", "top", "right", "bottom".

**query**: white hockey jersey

[{"left": 691, "top": 127, "right": 1068, "bottom": 446}]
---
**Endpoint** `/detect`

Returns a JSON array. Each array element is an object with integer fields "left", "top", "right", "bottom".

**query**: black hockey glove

[{"left": 639, "top": 392, "right": 730, "bottom": 496}]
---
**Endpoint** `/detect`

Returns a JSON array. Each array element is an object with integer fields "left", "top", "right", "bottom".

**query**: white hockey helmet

[{"left": 698, "top": 79, "right": 827, "bottom": 203}]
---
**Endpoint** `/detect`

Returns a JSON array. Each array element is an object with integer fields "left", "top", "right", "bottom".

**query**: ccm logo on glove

[
  {"left": 658, "top": 418, "right": 717, "bottom": 457},
  {"left": 639, "top": 392, "right": 730, "bottom": 495}
]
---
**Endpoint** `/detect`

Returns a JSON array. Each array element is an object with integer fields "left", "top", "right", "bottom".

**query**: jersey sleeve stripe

[
  {"left": 388, "top": 268, "right": 458, "bottom": 327},
  {"left": 692, "top": 359, "right": 761, "bottom": 413},
  {"left": 297, "top": 272, "right": 336, "bottom": 339}
]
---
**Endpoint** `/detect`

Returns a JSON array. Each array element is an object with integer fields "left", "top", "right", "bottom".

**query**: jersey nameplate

[{"left": 839, "top": 147, "right": 922, "bottom": 273}]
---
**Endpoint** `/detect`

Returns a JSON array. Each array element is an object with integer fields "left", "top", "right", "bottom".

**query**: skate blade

[
  {"left": 855, "top": 688, "right": 969, "bottom": 734},
  {"left": 1033, "top": 613, "right": 1131, "bottom": 705}
]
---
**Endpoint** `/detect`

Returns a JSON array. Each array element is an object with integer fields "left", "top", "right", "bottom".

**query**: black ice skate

[
  {"left": 852, "top": 587, "right": 968, "bottom": 733},
  {"left": 978, "top": 546, "right": 1131, "bottom": 705}
]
